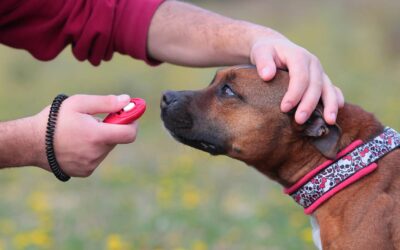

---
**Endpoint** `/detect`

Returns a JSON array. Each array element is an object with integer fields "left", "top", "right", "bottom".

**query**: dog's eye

[{"left": 221, "top": 84, "right": 236, "bottom": 97}]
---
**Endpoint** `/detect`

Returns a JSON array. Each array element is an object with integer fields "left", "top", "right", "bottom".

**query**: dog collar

[{"left": 284, "top": 127, "right": 400, "bottom": 215}]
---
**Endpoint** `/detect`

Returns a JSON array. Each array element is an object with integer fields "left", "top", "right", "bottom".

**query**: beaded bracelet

[{"left": 45, "top": 94, "right": 71, "bottom": 182}]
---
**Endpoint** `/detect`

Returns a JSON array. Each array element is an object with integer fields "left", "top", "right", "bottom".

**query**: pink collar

[{"left": 284, "top": 127, "right": 400, "bottom": 215}]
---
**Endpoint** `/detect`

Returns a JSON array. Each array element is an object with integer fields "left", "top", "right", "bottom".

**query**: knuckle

[
  {"left": 292, "top": 52, "right": 306, "bottom": 63},
  {"left": 290, "top": 74, "right": 309, "bottom": 87},
  {"left": 295, "top": 74, "right": 309, "bottom": 85},
  {"left": 124, "top": 131, "right": 137, "bottom": 143},
  {"left": 300, "top": 100, "right": 318, "bottom": 111},
  {"left": 310, "top": 54, "right": 320, "bottom": 64},
  {"left": 312, "top": 78, "right": 324, "bottom": 88},
  {"left": 335, "top": 86, "right": 344, "bottom": 96},
  {"left": 324, "top": 98, "right": 338, "bottom": 108},
  {"left": 294, "top": 47, "right": 310, "bottom": 58},
  {"left": 322, "top": 81, "right": 334, "bottom": 90},
  {"left": 105, "top": 95, "right": 118, "bottom": 107},
  {"left": 322, "top": 93, "right": 336, "bottom": 105},
  {"left": 82, "top": 161, "right": 98, "bottom": 177},
  {"left": 323, "top": 81, "right": 333, "bottom": 89}
]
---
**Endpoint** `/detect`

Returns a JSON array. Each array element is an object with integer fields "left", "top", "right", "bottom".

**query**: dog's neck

[
  {"left": 254, "top": 103, "right": 384, "bottom": 187},
  {"left": 288, "top": 126, "right": 399, "bottom": 213}
]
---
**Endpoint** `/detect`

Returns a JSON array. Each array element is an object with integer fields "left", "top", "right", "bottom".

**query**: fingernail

[
  {"left": 117, "top": 94, "right": 130, "bottom": 103},
  {"left": 262, "top": 67, "right": 270, "bottom": 78},
  {"left": 282, "top": 102, "right": 293, "bottom": 112},
  {"left": 298, "top": 111, "right": 308, "bottom": 123},
  {"left": 330, "top": 112, "right": 337, "bottom": 122}
]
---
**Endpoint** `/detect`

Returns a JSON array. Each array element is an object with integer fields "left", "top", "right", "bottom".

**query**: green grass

[{"left": 0, "top": 1, "right": 399, "bottom": 249}]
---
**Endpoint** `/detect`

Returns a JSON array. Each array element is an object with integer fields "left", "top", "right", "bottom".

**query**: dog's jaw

[{"left": 167, "top": 129, "right": 226, "bottom": 155}]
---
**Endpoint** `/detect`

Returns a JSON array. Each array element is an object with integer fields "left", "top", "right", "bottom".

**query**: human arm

[
  {"left": 0, "top": 116, "right": 44, "bottom": 169},
  {"left": 0, "top": 0, "right": 343, "bottom": 124},
  {"left": 147, "top": 1, "right": 344, "bottom": 124},
  {"left": 0, "top": 0, "right": 164, "bottom": 65},
  {"left": 0, "top": 95, "right": 137, "bottom": 177}
]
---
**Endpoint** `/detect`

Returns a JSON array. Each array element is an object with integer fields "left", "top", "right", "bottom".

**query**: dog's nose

[{"left": 161, "top": 91, "right": 179, "bottom": 108}]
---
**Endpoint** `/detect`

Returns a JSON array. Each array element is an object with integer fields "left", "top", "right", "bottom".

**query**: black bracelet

[{"left": 45, "top": 94, "right": 71, "bottom": 182}]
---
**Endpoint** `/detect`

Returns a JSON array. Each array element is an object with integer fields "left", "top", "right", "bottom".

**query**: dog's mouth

[
  {"left": 168, "top": 130, "right": 226, "bottom": 155},
  {"left": 160, "top": 90, "right": 228, "bottom": 155}
]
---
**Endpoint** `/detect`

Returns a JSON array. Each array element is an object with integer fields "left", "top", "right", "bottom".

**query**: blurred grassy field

[{"left": 0, "top": 0, "right": 399, "bottom": 249}]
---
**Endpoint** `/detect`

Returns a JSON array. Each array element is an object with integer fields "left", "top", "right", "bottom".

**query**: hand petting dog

[
  {"left": 249, "top": 37, "right": 344, "bottom": 125},
  {"left": 149, "top": 1, "right": 344, "bottom": 125}
]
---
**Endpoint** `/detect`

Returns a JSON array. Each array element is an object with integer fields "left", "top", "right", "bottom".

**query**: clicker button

[{"left": 123, "top": 102, "right": 136, "bottom": 112}]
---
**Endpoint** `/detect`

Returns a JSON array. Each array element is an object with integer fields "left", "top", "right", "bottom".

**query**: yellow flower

[
  {"left": 12, "top": 232, "right": 30, "bottom": 249},
  {"left": 300, "top": 227, "right": 313, "bottom": 243},
  {"left": 192, "top": 240, "right": 207, "bottom": 250},
  {"left": 156, "top": 186, "right": 173, "bottom": 207},
  {"left": 12, "top": 229, "right": 52, "bottom": 249},
  {"left": 289, "top": 212, "right": 307, "bottom": 228},
  {"left": 30, "top": 229, "right": 52, "bottom": 248},
  {"left": 28, "top": 192, "right": 51, "bottom": 214},
  {"left": 181, "top": 186, "right": 201, "bottom": 209},
  {"left": 106, "top": 234, "right": 130, "bottom": 250}
]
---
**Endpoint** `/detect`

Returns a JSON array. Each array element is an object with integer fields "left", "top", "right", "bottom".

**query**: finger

[
  {"left": 321, "top": 75, "right": 339, "bottom": 125},
  {"left": 335, "top": 86, "right": 345, "bottom": 108},
  {"left": 252, "top": 46, "right": 277, "bottom": 81},
  {"left": 68, "top": 94, "right": 131, "bottom": 115},
  {"left": 280, "top": 54, "right": 311, "bottom": 112},
  {"left": 97, "top": 121, "right": 138, "bottom": 145},
  {"left": 295, "top": 62, "right": 323, "bottom": 124}
]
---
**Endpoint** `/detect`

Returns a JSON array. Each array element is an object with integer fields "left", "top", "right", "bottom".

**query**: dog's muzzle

[
  {"left": 160, "top": 90, "right": 227, "bottom": 155},
  {"left": 161, "top": 90, "right": 194, "bottom": 130}
]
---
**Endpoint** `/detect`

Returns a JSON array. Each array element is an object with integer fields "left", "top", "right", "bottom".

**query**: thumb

[
  {"left": 69, "top": 94, "right": 131, "bottom": 114},
  {"left": 252, "top": 49, "right": 277, "bottom": 81}
]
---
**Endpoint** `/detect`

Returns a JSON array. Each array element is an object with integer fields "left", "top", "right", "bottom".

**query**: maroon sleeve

[{"left": 0, "top": 0, "right": 164, "bottom": 66}]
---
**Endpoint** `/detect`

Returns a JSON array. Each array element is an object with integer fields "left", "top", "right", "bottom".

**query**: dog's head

[{"left": 161, "top": 65, "right": 341, "bottom": 175}]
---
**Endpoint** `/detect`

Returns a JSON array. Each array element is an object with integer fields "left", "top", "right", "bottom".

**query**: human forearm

[
  {"left": 0, "top": 116, "right": 45, "bottom": 169},
  {"left": 148, "top": 0, "right": 283, "bottom": 67},
  {"left": 148, "top": 0, "right": 344, "bottom": 126}
]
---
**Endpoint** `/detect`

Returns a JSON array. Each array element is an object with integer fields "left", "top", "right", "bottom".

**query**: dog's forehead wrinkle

[
  {"left": 229, "top": 70, "right": 287, "bottom": 106},
  {"left": 242, "top": 89, "right": 282, "bottom": 109},
  {"left": 210, "top": 68, "right": 230, "bottom": 86},
  {"left": 227, "top": 71, "right": 236, "bottom": 81},
  {"left": 234, "top": 68, "right": 259, "bottom": 80}
]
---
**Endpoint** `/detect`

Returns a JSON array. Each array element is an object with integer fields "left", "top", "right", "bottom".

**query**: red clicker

[{"left": 103, "top": 98, "right": 146, "bottom": 124}]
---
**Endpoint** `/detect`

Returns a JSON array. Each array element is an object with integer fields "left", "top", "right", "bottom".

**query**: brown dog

[{"left": 160, "top": 65, "right": 400, "bottom": 249}]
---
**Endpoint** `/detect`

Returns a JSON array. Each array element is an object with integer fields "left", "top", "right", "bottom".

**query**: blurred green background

[{"left": 0, "top": 0, "right": 399, "bottom": 249}]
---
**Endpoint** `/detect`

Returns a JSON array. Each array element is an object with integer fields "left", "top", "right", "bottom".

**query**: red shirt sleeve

[{"left": 0, "top": 0, "right": 164, "bottom": 66}]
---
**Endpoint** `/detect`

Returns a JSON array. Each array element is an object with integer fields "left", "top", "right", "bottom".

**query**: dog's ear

[
  {"left": 289, "top": 104, "right": 341, "bottom": 159},
  {"left": 303, "top": 106, "right": 341, "bottom": 159}
]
